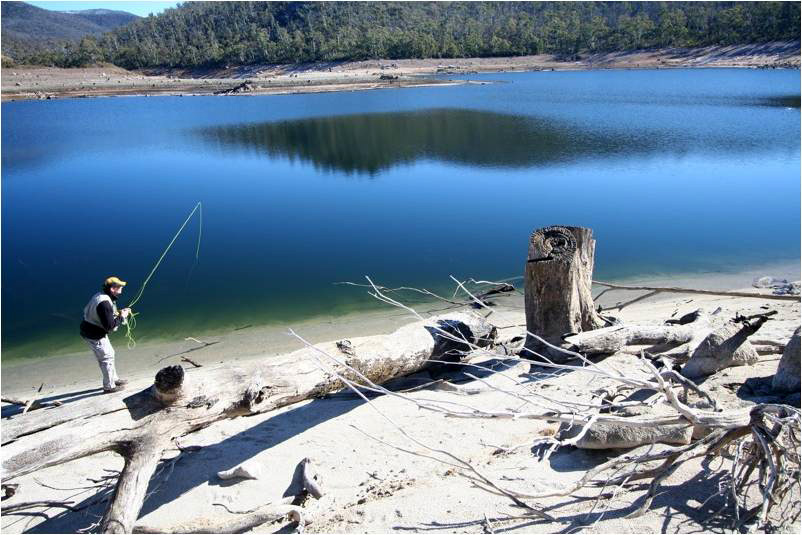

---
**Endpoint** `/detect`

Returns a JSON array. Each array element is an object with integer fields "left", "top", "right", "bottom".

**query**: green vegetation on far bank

[
  {"left": 1, "top": 1, "right": 138, "bottom": 61},
  {"left": 5, "top": 2, "right": 801, "bottom": 69}
]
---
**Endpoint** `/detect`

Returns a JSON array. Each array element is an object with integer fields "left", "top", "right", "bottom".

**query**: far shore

[
  {"left": 3, "top": 259, "right": 799, "bottom": 399},
  {"left": 2, "top": 41, "right": 799, "bottom": 102}
]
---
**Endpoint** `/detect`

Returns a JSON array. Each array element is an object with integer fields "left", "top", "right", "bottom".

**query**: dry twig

[{"left": 326, "top": 276, "right": 802, "bottom": 531}]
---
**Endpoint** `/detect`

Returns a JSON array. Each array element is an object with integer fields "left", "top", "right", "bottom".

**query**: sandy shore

[
  {"left": 2, "top": 41, "right": 799, "bottom": 101},
  {"left": 1, "top": 261, "right": 799, "bottom": 533},
  {"left": 3, "top": 260, "right": 799, "bottom": 398}
]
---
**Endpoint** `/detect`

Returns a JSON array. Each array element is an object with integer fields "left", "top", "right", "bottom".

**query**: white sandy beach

[{"left": 1, "top": 260, "right": 799, "bottom": 533}]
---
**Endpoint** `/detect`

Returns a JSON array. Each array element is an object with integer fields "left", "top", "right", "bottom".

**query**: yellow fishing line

[{"left": 124, "top": 202, "right": 203, "bottom": 349}]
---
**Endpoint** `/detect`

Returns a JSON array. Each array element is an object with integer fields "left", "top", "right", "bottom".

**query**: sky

[{"left": 27, "top": 1, "right": 179, "bottom": 17}]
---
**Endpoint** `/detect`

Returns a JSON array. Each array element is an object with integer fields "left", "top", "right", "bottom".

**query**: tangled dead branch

[{"left": 307, "top": 276, "right": 800, "bottom": 532}]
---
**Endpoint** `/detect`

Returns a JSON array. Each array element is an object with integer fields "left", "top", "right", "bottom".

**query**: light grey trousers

[{"left": 83, "top": 336, "right": 119, "bottom": 390}]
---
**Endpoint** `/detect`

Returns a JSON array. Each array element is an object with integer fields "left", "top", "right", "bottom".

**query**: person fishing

[{"left": 80, "top": 276, "right": 132, "bottom": 393}]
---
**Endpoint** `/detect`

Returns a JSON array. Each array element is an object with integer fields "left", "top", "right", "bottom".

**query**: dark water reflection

[
  {"left": 201, "top": 109, "right": 608, "bottom": 174},
  {"left": 760, "top": 95, "right": 801, "bottom": 108},
  {"left": 197, "top": 107, "right": 787, "bottom": 175}
]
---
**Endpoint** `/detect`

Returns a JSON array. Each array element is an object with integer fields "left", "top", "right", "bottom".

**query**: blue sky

[{"left": 28, "top": 1, "right": 179, "bottom": 17}]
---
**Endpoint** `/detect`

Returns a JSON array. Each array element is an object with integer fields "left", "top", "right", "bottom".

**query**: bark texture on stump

[{"left": 524, "top": 225, "right": 605, "bottom": 360}]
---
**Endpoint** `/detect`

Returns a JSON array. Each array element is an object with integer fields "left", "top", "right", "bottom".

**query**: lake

[{"left": 2, "top": 68, "right": 800, "bottom": 361}]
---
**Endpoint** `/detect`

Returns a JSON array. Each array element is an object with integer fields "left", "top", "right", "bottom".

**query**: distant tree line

[
  {"left": 1, "top": 1, "right": 138, "bottom": 65},
  {"left": 13, "top": 1, "right": 802, "bottom": 69}
]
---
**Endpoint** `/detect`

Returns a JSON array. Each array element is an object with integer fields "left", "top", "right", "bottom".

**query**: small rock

[{"left": 752, "top": 276, "right": 800, "bottom": 295}]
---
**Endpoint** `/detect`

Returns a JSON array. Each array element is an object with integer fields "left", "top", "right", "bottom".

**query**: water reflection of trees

[
  {"left": 197, "top": 107, "right": 795, "bottom": 175},
  {"left": 760, "top": 95, "right": 801, "bottom": 108},
  {"left": 198, "top": 109, "right": 624, "bottom": 175}
]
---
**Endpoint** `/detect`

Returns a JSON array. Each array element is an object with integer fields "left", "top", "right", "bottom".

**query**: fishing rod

[{"left": 124, "top": 202, "right": 203, "bottom": 348}]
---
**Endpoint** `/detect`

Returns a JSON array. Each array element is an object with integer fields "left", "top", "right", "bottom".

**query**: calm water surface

[{"left": 2, "top": 69, "right": 800, "bottom": 360}]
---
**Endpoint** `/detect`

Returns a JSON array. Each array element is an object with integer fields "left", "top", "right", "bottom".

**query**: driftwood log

[
  {"left": 773, "top": 326, "right": 801, "bottom": 392},
  {"left": 0, "top": 396, "right": 61, "bottom": 413},
  {"left": 564, "top": 309, "right": 771, "bottom": 378},
  {"left": 1, "top": 312, "right": 495, "bottom": 533},
  {"left": 133, "top": 503, "right": 305, "bottom": 534},
  {"left": 592, "top": 280, "right": 801, "bottom": 304},
  {"left": 523, "top": 225, "right": 606, "bottom": 361}
]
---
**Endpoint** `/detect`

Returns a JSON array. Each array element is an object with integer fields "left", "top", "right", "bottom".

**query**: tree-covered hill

[
  {"left": 9, "top": 1, "right": 801, "bottom": 69},
  {"left": 1, "top": 2, "right": 138, "bottom": 60},
  {"left": 60, "top": 8, "right": 141, "bottom": 29}
]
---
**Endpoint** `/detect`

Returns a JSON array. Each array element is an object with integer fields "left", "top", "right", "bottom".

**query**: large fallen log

[
  {"left": 1, "top": 312, "right": 495, "bottom": 533},
  {"left": 564, "top": 309, "right": 769, "bottom": 378},
  {"left": 772, "top": 326, "right": 801, "bottom": 393}
]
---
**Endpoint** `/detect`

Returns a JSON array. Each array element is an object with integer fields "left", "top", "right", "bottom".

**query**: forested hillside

[
  {"left": 8, "top": 1, "right": 801, "bottom": 69},
  {"left": 1, "top": 2, "right": 138, "bottom": 60}
]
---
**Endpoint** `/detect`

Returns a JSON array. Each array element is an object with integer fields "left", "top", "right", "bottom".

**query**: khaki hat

[{"left": 104, "top": 276, "right": 127, "bottom": 287}]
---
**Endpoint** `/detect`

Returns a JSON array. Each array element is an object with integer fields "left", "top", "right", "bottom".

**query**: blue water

[{"left": 2, "top": 68, "right": 800, "bottom": 360}]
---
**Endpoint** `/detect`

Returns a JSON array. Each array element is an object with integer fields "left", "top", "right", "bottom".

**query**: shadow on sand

[
  {"left": 21, "top": 393, "right": 367, "bottom": 533},
  {"left": 1, "top": 388, "right": 106, "bottom": 419}
]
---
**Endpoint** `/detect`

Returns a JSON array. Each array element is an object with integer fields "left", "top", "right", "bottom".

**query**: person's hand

[{"left": 120, "top": 308, "right": 131, "bottom": 319}]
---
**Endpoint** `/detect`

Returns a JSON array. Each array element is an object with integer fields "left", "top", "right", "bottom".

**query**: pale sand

[
  {"left": 2, "top": 41, "right": 799, "bottom": 101},
  {"left": 2, "top": 260, "right": 798, "bottom": 398},
  {"left": 1, "top": 261, "right": 799, "bottom": 533}
]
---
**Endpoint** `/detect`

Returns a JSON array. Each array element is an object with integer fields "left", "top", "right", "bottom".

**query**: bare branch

[{"left": 592, "top": 280, "right": 800, "bottom": 302}]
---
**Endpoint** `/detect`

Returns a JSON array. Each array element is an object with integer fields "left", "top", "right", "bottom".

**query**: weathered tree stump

[{"left": 523, "top": 225, "right": 605, "bottom": 361}]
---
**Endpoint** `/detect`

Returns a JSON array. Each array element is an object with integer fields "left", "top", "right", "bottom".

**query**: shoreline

[
  {"left": 3, "top": 259, "right": 798, "bottom": 399},
  {"left": 2, "top": 41, "right": 799, "bottom": 102},
  {"left": 2, "top": 260, "right": 799, "bottom": 534}
]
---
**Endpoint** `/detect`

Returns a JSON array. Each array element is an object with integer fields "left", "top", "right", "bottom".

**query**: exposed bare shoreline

[
  {"left": 2, "top": 41, "right": 799, "bottom": 101},
  {"left": 1, "top": 262, "right": 800, "bottom": 534}
]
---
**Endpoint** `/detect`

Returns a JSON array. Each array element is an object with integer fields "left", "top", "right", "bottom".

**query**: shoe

[
  {"left": 115, "top": 379, "right": 129, "bottom": 386},
  {"left": 103, "top": 385, "right": 124, "bottom": 394}
]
